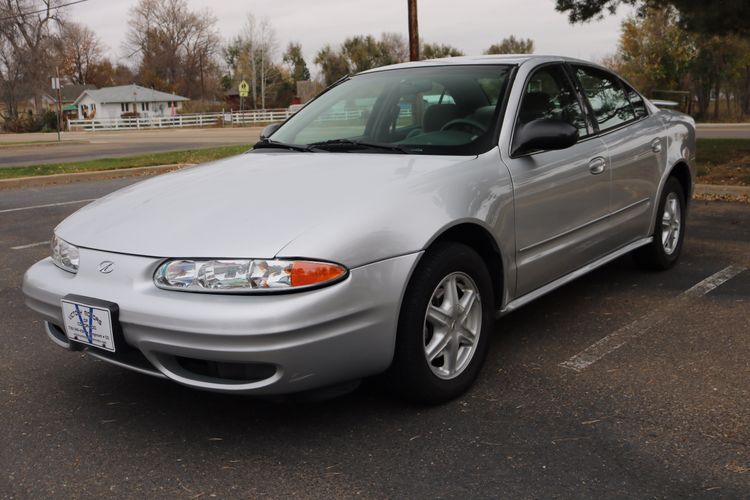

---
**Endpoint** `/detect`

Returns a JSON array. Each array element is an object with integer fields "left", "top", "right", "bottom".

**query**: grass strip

[
  {"left": 696, "top": 138, "right": 750, "bottom": 186},
  {"left": 1, "top": 138, "right": 749, "bottom": 185},
  {"left": 0, "top": 144, "right": 252, "bottom": 180}
]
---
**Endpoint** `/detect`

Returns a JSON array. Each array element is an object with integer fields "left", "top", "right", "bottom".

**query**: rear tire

[
  {"left": 633, "top": 176, "right": 686, "bottom": 271},
  {"left": 386, "top": 242, "right": 494, "bottom": 405}
]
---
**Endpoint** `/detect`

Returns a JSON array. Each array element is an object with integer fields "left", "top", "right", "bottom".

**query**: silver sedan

[{"left": 23, "top": 55, "right": 696, "bottom": 403}]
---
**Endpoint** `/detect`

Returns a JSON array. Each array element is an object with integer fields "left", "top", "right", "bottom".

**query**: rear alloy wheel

[
  {"left": 387, "top": 242, "right": 494, "bottom": 404},
  {"left": 634, "top": 176, "right": 686, "bottom": 271}
]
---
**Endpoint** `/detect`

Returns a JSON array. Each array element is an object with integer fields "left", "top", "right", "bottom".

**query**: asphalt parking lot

[{"left": 1, "top": 178, "right": 748, "bottom": 498}]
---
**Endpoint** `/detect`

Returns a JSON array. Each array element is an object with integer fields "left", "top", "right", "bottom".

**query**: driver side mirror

[
  {"left": 512, "top": 119, "right": 578, "bottom": 156},
  {"left": 260, "top": 123, "right": 281, "bottom": 141}
]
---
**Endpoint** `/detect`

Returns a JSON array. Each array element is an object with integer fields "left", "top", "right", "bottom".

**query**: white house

[{"left": 73, "top": 84, "right": 190, "bottom": 120}]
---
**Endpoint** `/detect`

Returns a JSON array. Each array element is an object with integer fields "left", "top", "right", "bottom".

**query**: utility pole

[{"left": 408, "top": 0, "right": 419, "bottom": 61}]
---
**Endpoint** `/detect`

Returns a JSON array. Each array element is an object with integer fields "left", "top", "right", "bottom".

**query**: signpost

[
  {"left": 239, "top": 80, "right": 249, "bottom": 113},
  {"left": 51, "top": 72, "right": 62, "bottom": 142}
]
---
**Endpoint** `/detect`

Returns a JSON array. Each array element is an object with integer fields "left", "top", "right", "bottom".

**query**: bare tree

[
  {"left": 56, "top": 21, "right": 103, "bottom": 85},
  {"left": 124, "top": 0, "right": 220, "bottom": 99},
  {"left": 241, "top": 15, "right": 279, "bottom": 109},
  {"left": 0, "top": 36, "right": 25, "bottom": 118},
  {"left": 0, "top": 0, "right": 62, "bottom": 117}
]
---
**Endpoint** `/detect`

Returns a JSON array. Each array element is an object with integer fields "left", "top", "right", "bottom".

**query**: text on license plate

[{"left": 61, "top": 300, "right": 116, "bottom": 352}]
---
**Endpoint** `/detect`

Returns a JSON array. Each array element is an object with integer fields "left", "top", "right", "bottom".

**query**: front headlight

[
  {"left": 154, "top": 259, "right": 348, "bottom": 293},
  {"left": 51, "top": 235, "right": 80, "bottom": 274}
]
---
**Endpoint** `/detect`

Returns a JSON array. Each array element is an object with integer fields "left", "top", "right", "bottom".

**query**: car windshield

[{"left": 267, "top": 64, "right": 513, "bottom": 155}]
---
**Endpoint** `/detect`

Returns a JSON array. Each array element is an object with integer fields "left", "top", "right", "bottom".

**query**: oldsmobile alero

[{"left": 22, "top": 55, "right": 696, "bottom": 403}]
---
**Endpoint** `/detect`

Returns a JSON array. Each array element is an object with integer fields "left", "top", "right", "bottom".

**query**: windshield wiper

[
  {"left": 253, "top": 139, "right": 316, "bottom": 152},
  {"left": 308, "top": 138, "right": 410, "bottom": 154}
]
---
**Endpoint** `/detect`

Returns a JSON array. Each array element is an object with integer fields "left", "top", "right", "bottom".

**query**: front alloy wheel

[
  {"left": 423, "top": 272, "right": 482, "bottom": 380},
  {"left": 386, "top": 242, "right": 494, "bottom": 404}
]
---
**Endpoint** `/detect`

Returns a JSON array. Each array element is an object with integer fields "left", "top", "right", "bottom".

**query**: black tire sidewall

[
  {"left": 390, "top": 242, "right": 494, "bottom": 404},
  {"left": 653, "top": 177, "right": 686, "bottom": 268}
]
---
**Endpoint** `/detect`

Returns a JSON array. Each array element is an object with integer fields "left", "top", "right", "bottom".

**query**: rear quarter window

[
  {"left": 621, "top": 82, "right": 649, "bottom": 119},
  {"left": 574, "top": 66, "right": 636, "bottom": 132}
]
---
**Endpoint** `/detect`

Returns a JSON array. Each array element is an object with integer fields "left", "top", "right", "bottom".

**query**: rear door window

[
  {"left": 574, "top": 66, "right": 636, "bottom": 132},
  {"left": 515, "top": 64, "right": 590, "bottom": 140}
]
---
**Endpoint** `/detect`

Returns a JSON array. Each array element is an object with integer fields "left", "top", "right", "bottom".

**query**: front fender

[{"left": 276, "top": 148, "right": 516, "bottom": 278}]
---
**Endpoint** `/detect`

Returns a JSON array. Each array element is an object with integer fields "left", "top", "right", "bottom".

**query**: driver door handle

[{"left": 588, "top": 157, "right": 607, "bottom": 175}]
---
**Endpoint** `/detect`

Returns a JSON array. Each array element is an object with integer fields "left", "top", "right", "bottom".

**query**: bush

[
  {"left": 1, "top": 114, "right": 47, "bottom": 133},
  {"left": 42, "top": 110, "right": 58, "bottom": 131},
  {"left": 180, "top": 100, "right": 226, "bottom": 114}
]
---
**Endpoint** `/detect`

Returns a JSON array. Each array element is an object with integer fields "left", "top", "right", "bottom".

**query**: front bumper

[{"left": 22, "top": 248, "right": 421, "bottom": 394}]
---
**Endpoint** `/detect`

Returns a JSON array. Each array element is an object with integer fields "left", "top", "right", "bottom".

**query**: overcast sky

[{"left": 67, "top": 0, "right": 633, "bottom": 70}]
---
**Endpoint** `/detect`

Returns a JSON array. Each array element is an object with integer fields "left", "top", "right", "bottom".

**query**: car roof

[{"left": 359, "top": 54, "right": 598, "bottom": 74}]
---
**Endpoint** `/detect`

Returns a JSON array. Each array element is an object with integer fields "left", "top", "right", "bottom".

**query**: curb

[
  {"left": 693, "top": 183, "right": 750, "bottom": 203},
  {"left": 0, "top": 163, "right": 193, "bottom": 190}
]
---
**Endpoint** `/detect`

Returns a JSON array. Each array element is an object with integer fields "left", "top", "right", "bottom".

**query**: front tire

[
  {"left": 386, "top": 242, "right": 494, "bottom": 404},
  {"left": 634, "top": 176, "right": 686, "bottom": 271}
]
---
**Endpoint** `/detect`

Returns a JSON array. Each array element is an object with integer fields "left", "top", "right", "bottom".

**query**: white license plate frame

[{"left": 61, "top": 297, "right": 116, "bottom": 352}]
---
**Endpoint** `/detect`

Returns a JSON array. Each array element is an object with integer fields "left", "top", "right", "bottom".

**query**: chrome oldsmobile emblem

[{"left": 98, "top": 261, "right": 115, "bottom": 274}]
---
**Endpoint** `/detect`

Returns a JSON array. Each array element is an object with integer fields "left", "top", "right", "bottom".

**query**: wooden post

[
  {"left": 55, "top": 67, "right": 63, "bottom": 140},
  {"left": 408, "top": 0, "right": 419, "bottom": 61}
]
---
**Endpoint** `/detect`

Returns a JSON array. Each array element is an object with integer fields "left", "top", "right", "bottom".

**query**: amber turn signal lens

[{"left": 290, "top": 261, "right": 347, "bottom": 287}]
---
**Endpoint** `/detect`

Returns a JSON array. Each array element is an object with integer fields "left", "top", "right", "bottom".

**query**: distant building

[
  {"left": 73, "top": 84, "right": 190, "bottom": 120},
  {"left": 54, "top": 84, "right": 97, "bottom": 106},
  {"left": 47, "top": 84, "right": 97, "bottom": 119}
]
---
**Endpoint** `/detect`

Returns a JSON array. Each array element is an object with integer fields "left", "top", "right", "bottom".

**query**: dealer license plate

[{"left": 61, "top": 298, "right": 116, "bottom": 352}]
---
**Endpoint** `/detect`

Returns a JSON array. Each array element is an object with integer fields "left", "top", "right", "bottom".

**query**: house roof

[
  {"left": 61, "top": 84, "right": 97, "bottom": 102},
  {"left": 73, "top": 84, "right": 190, "bottom": 106}
]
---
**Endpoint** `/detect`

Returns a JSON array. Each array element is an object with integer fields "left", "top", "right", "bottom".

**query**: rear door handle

[
  {"left": 651, "top": 139, "right": 663, "bottom": 154},
  {"left": 588, "top": 157, "right": 607, "bottom": 175}
]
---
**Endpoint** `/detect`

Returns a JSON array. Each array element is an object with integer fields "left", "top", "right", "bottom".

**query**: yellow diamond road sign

[{"left": 239, "top": 80, "right": 249, "bottom": 97}]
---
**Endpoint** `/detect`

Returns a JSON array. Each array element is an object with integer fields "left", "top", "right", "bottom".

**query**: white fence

[
  {"left": 67, "top": 109, "right": 295, "bottom": 132},
  {"left": 66, "top": 107, "right": 398, "bottom": 132}
]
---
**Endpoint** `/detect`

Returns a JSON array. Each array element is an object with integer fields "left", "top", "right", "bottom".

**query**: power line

[{"left": 0, "top": 0, "right": 91, "bottom": 22}]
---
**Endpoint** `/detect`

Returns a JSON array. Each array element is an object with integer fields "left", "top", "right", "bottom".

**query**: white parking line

[
  {"left": 683, "top": 265, "right": 747, "bottom": 296},
  {"left": 560, "top": 265, "right": 747, "bottom": 372},
  {"left": 11, "top": 240, "right": 49, "bottom": 250},
  {"left": 0, "top": 198, "right": 97, "bottom": 214}
]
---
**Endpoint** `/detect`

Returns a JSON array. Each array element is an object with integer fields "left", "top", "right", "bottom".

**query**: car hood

[{"left": 57, "top": 151, "right": 475, "bottom": 263}]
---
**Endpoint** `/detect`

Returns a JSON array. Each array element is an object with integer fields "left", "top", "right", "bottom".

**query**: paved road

[
  {"left": 697, "top": 124, "right": 750, "bottom": 139},
  {"left": 1, "top": 177, "right": 749, "bottom": 498},
  {"left": 0, "top": 128, "right": 261, "bottom": 168}
]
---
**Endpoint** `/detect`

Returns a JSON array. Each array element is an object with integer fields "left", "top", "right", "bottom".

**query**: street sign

[
  {"left": 51, "top": 77, "right": 60, "bottom": 90},
  {"left": 239, "top": 80, "right": 249, "bottom": 97}
]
